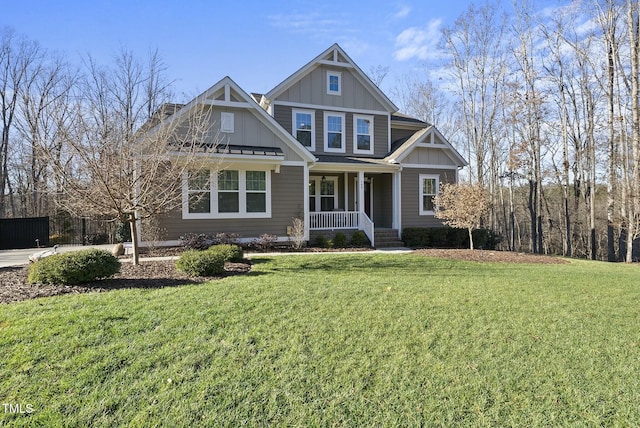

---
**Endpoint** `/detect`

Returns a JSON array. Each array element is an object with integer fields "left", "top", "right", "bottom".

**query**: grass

[{"left": 1, "top": 253, "right": 639, "bottom": 426}]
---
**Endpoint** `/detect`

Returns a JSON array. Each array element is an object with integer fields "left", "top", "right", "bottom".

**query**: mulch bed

[
  {"left": 1, "top": 248, "right": 567, "bottom": 305},
  {"left": 413, "top": 249, "right": 570, "bottom": 264},
  {"left": 0, "top": 260, "right": 251, "bottom": 305}
]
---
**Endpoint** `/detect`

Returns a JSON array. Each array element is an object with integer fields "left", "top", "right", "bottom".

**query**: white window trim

[
  {"left": 353, "top": 114, "right": 374, "bottom": 155},
  {"left": 327, "top": 71, "right": 341, "bottom": 95},
  {"left": 324, "top": 112, "right": 346, "bottom": 153},
  {"left": 182, "top": 169, "right": 272, "bottom": 219},
  {"left": 309, "top": 176, "right": 338, "bottom": 212},
  {"left": 292, "top": 108, "right": 315, "bottom": 151},
  {"left": 419, "top": 174, "right": 439, "bottom": 216},
  {"left": 221, "top": 112, "right": 234, "bottom": 133}
]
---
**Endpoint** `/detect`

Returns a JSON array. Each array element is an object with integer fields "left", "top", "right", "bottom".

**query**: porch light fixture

[{"left": 321, "top": 175, "right": 327, "bottom": 183}]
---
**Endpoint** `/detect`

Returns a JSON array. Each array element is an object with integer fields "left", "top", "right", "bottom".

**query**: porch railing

[
  {"left": 359, "top": 212, "right": 375, "bottom": 248},
  {"left": 309, "top": 211, "right": 375, "bottom": 247},
  {"left": 309, "top": 211, "right": 359, "bottom": 230}
]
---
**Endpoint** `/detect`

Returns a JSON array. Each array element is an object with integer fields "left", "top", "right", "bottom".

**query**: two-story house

[{"left": 145, "top": 44, "right": 466, "bottom": 247}]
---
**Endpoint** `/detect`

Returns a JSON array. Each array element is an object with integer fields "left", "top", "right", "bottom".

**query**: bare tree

[
  {"left": 367, "top": 65, "right": 389, "bottom": 87},
  {"left": 47, "top": 50, "right": 219, "bottom": 265},
  {"left": 441, "top": 1, "right": 508, "bottom": 188},
  {"left": 0, "top": 28, "right": 44, "bottom": 218},
  {"left": 434, "top": 182, "right": 489, "bottom": 250},
  {"left": 13, "top": 54, "right": 76, "bottom": 217}
]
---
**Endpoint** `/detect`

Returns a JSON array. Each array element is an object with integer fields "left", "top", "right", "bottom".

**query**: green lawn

[{"left": 1, "top": 253, "right": 639, "bottom": 426}]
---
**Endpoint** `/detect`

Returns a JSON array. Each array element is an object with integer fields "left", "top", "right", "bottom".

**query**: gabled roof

[
  {"left": 141, "top": 76, "right": 316, "bottom": 164},
  {"left": 386, "top": 125, "right": 468, "bottom": 167},
  {"left": 264, "top": 44, "right": 399, "bottom": 113}
]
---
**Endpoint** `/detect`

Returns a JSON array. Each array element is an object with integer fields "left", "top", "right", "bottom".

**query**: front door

[{"left": 364, "top": 181, "right": 371, "bottom": 218}]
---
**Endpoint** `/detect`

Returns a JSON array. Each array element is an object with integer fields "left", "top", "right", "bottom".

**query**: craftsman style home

[{"left": 145, "top": 44, "right": 466, "bottom": 247}]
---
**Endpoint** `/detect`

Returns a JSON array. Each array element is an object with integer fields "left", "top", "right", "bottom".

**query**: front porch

[{"left": 306, "top": 167, "right": 402, "bottom": 247}]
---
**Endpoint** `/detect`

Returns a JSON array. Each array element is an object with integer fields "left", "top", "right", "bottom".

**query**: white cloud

[
  {"left": 394, "top": 5, "right": 411, "bottom": 19},
  {"left": 268, "top": 12, "right": 345, "bottom": 36},
  {"left": 393, "top": 19, "right": 443, "bottom": 62}
]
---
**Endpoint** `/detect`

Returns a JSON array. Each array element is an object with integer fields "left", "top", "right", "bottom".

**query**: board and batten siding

[
  {"left": 401, "top": 168, "right": 456, "bottom": 228},
  {"left": 277, "top": 66, "right": 387, "bottom": 112},
  {"left": 209, "top": 108, "right": 305, "bottom": 162},
  {"left": 158, "top": 166, "right": 304, "bottom": 240},
  {"left": 273, "top": 105, "right": 389, "bottom": 158},
  {"left": 401, "top": 147, "right": 458, "bottom": 167}
]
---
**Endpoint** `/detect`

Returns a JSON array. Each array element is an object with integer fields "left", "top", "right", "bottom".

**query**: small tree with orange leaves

[{"left": 434, "top": 183, "right": 489, "bottom": 250}]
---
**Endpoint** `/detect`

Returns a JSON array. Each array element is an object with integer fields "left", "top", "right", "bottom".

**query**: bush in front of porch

[{"left": 402, "top": 227, "right": 499, "bottom": 250}]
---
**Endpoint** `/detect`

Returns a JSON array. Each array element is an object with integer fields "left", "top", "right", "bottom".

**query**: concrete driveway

[{"left": 0, "top": 244, "right": 115, "bottom": 268}]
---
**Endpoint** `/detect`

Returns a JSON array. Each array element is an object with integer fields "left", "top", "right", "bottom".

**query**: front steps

[{"left": 374, "top": 229, "right": 405, "bottom": 248}]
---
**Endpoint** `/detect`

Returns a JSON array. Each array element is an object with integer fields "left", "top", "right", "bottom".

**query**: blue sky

[{"left": 4, "top": 1, "right": 532, "bottom": 102}]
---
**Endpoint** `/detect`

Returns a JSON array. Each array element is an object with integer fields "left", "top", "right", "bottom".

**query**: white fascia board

[
  {"left": 310, "top": 162, "right": 400, "bottom": 173},
  {"left": 272, "top": 100, "right": 389, "bottom": 117},
  {"left": 400, "top": 163, "right": 460, "bottom": 170}
]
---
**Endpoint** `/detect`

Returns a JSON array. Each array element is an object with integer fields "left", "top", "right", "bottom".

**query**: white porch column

[
  {"left": 344, "top": 171, "right": 349, "bottom": 211},
  {"left": 303, "top": 163, "right": 310, "bottom": 240},
  {"left": 357, "top": 171, "right": 365, "bottom": 216},
  {"left": 392, "top": 171, "right": 402, "bottom": 232}
]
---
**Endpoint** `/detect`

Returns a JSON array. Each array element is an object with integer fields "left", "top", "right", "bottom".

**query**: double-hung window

[
  {"left": 184, "top": 168, "right": 271, "bottom": 218},
  {"left": 187, "top": 170, "right": 211, "bottom": 214},
  {"left": 353, "top": 115, "right": 374, "bottom": 154},
  {"left": 324, "top": 112, "right": 345, "bottom": 153},
  {"left": 293, "top": 109, "right": 315, "bottom": 151},
  {"left": 419, "top": 174, "right": 439, "bottom": 215},
  {"left": 309, "top": 176, "right": 337, "bottom": 212}
]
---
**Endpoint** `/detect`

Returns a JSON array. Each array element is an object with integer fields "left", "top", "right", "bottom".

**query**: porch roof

[{"left": 312, "top": 155, "right": 400, "bottom": 172}]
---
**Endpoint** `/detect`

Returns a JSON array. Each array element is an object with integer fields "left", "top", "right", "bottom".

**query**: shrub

[
  {"left": 288, "top": 218, "right": 306, "bottom": 250},
  {"left": 175, "top": 250, "right": 225, "bottom": 276},
  {"left": 253, "top": 234, "right": 277, "bottom": 251},
  {"left": 313, "top": 234, "right": 328, "bottom": 248},
  {"left": 28, "top": 249, "right": 120, "bottom": 285},
  {"left": 350, "top": 230, "right": 370, "bottom": 247},
  {"left": 180, "top": 233, "right": 216, "bottom": 250},
  {"left": 333, "top": 232, "right": 348, "bottom": 248},
  {"left": 209, "top": 244, "right": 244, "bottom": 262},
  {"left": 401, "top": 227, "right": 500, "bottom": 249},
  {"left": 401, "top": 228, "right": 431, "bottom": 248},
  {"left": 214, "top": 232, "right": 240, "bottom": 245}
]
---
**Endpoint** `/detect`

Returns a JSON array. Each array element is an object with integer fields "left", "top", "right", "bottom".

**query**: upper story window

[
  {"left": 353, "top": 115, "right": 374, "bottom": 155},
  {"left": 293, "top": 109, "right": 315, "bottom": 151},
  {"left": 221, "top": 112, "right": 234, "bottom": 133},
  {"left": 327, "top": 71, "right": 341, "bottom": 95},
  {"left": 324, "top": 112, "right": 345, "bottom": 153},
  {"left": 419, "top": 174, "right": 439, "bottom": 216}
]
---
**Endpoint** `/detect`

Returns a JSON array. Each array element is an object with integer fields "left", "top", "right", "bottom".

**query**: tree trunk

[
  {"left": 128, "top": 212, "right": 140, "bottom": 266},
  {"left": 468, "top": 227, "right": 474, "bottom": 250}
]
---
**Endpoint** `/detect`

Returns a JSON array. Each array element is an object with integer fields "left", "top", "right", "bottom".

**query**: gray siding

[
  {"left": 274, "top": 104, "right": 389, "bottom": 158},
  {"left": 278, "top": 66, "right": 388, "bottom": 112},
  {"left": 210, "top": 107, "right": 304, "bottom": 162},
  {"left": 159, "top": 166, "right": 304, "bottom": 240},
  {"left": 401, "top": 168, "right": 456, "bottom": 228},
  {"left": 402, "top": 147, "right": 458, "bottom": 166}
]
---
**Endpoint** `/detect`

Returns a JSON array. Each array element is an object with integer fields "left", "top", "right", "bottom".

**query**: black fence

[
  {"left": 0, "top": 217, "right": 50, "bottom": 250},
  {"left": 49, "top": 216, "right": 122, "bottom": 246}
]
